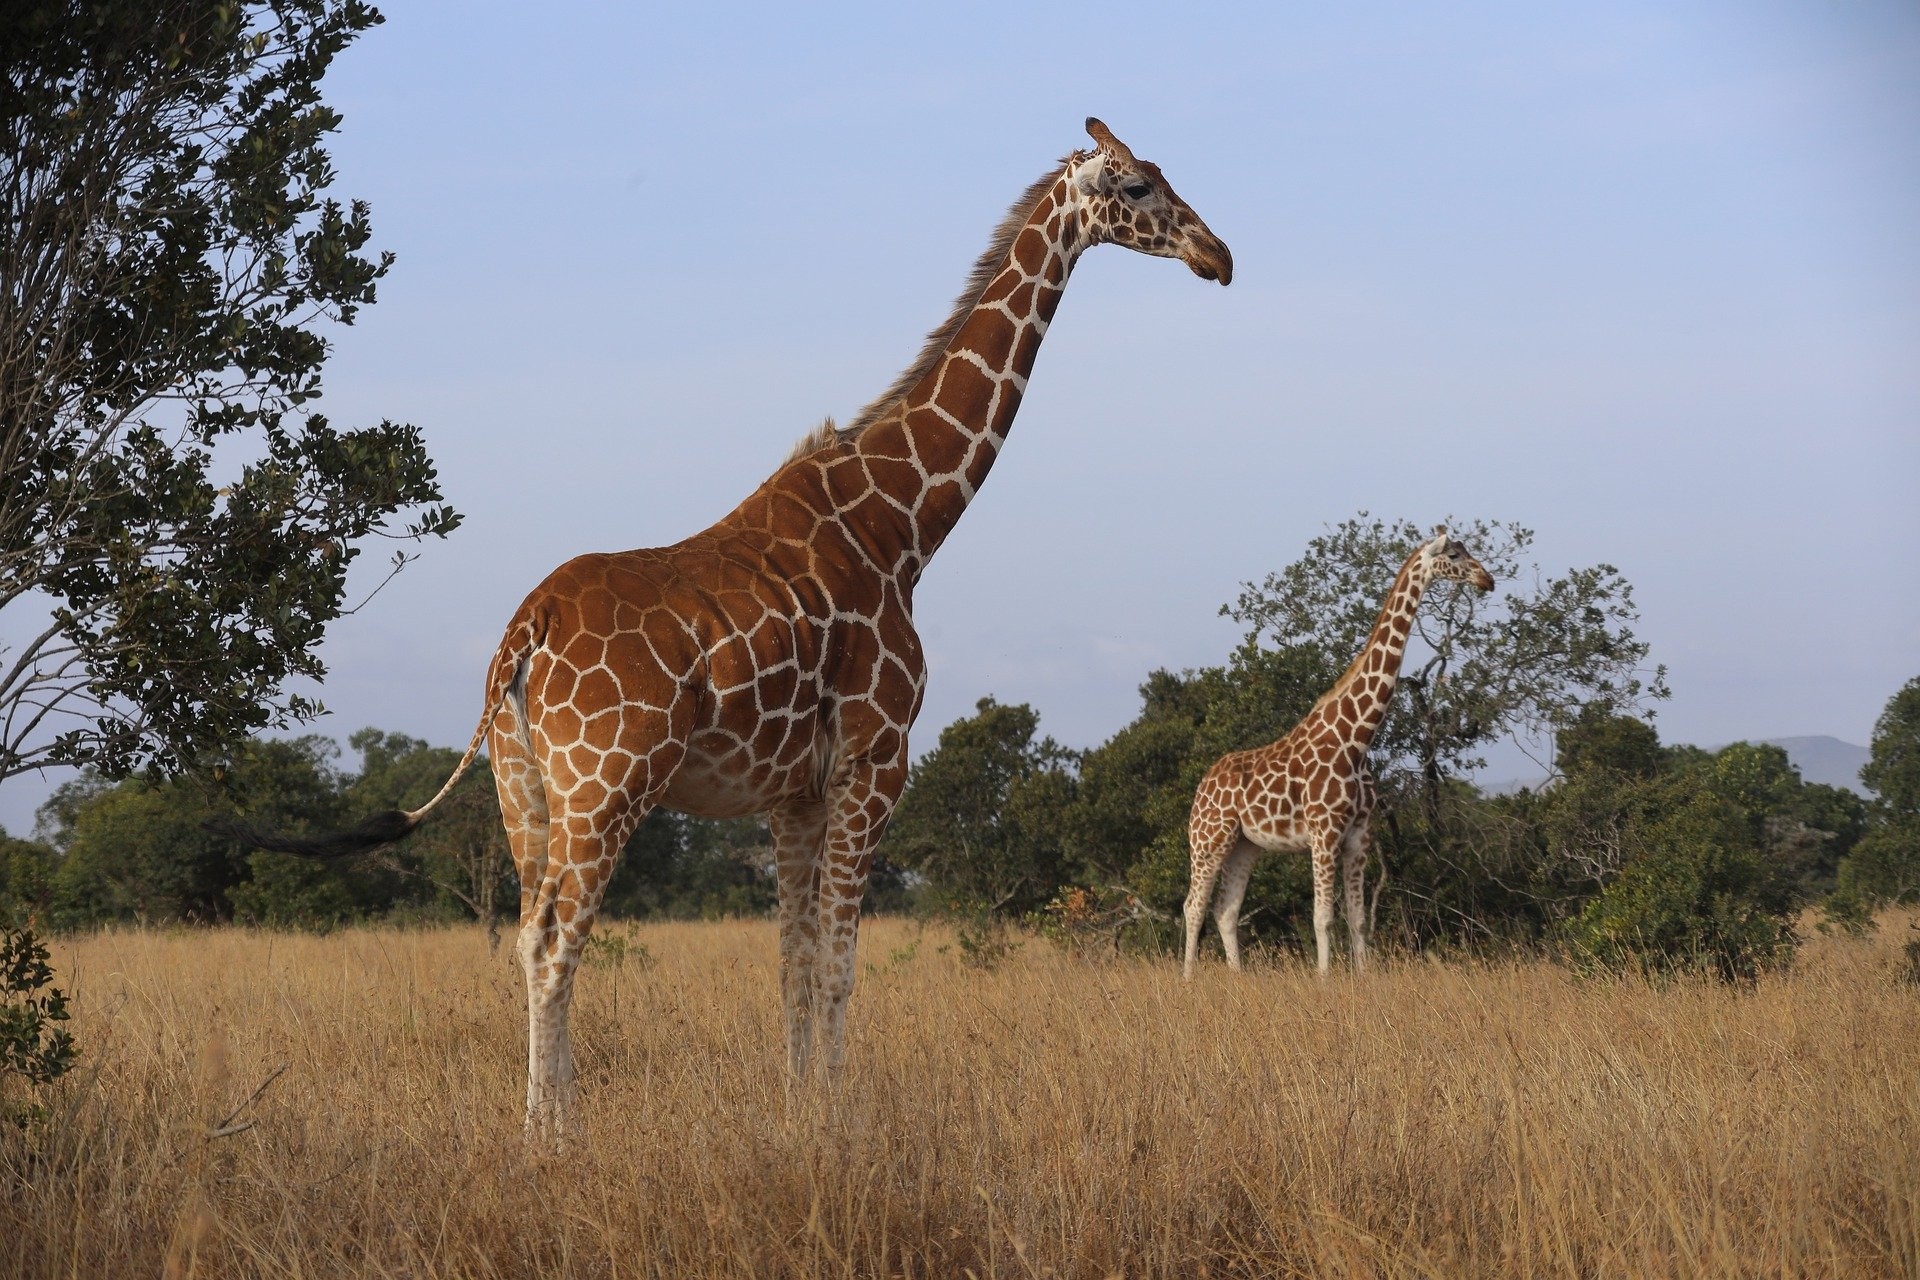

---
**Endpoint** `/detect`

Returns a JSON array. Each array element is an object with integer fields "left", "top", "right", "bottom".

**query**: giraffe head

[
  {"left": 1074, "top": 118, "right": 1233, "bottom": 285},
  {"left": 1421, "top": 526, "right": 1496, "bottom": 592}
]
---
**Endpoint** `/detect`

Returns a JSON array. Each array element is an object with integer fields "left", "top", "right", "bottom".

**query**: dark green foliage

[
  {"left": 1672, "top": 742, "right": 1864, "bottom": 903},
  {"left": 1860, "top": 676, "right": 1920, "bottom": 818},
  {"left": 1832, "top": 827, "right": 1920, "bottom": 909},
  {"left": 341, "top": 729, "right": 513, "bottom": 929},
  {"left": 885, "top": 698, "right": 1076, "bottom": 916},
  {"left": 1, "top": 925, "right": 76, "bottom": 1126},
  {"left": 0, "top": 830, "right": 58, "bottom": 924},
  {"left": 603, "top": 812, "right": 778, "bottom": 921},
  {"left": 42, "top": 735, "right": 347, "bottom": 926},
  {"left": 228, "top": 848, "right": 359, "bottom": 930},
  {"left": 1, "top": 0, "right": 457, "bottom": 783},
  {"left": 1560, "top": 785, "right": 1798, "bottom": 982},
  {"left": 1557, "top": 703, "right": 1668, "bottom": 780},
  {"left": 1830, "top": 677, "right": 1920, "bottom": 912},
  {"left": 18, "top": 725, "right": 801, "bottom": 932}
]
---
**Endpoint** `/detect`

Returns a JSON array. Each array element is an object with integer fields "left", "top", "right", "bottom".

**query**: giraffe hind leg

[
  {"left": 1183, "top": 813, "right": 1238, "bottom": 980},
  {"left": 1212, "top": 839, "right": 1259, "bottom": 973},
  {"left": 489, "top": 703, "right": 549, "bottom": 933},
  {"left": 517, "top": 701, "right": 691, "bottom": 1144}
]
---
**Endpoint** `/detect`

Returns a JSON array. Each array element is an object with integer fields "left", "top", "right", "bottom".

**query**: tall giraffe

[
  {"left": 230, "top": 119, "right": 1230, "bottom": 1135},
  {"left": 1182, "top": 529, "right": 1493, "bottom": 979}
]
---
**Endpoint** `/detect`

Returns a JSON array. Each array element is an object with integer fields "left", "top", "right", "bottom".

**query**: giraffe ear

[
  {"left": 1085, "top": 117, "right": 1136, "bottom": 164},
  {"left": 1075, "top": 150, "right": 1109, "bottom": 194},
  {"left": 1431, "top": 524, "right": 1448, "bottom": 541}
]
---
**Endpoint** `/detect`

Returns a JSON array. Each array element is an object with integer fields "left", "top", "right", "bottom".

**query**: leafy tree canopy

[
  {"left": 1831, "top": 675, "right": 1920, "bottom": 910},
  {"left": 886, "top": 697, "right": 1077, "bottom": 916},
  {"left": 1, "top": 0, "right": 456, "bottom": 783},
  {"left": 1862, "top": 676, "right": 1920, "bottom": 818}
]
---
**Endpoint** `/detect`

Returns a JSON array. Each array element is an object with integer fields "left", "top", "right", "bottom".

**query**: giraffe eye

[{"left": 1122, "top": 182, "right": 1152, "bottom": 200}]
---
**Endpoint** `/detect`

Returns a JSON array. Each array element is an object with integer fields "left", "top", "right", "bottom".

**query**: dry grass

[{"left": 4, "top": 914, "right": 1919, "bottom": 1278}]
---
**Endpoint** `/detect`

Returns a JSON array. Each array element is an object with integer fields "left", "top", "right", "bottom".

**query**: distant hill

[
  {"left": 1752, "top": 735, "right": 1871, "bottom": 795},
  {"left": 1475, "top": 734, "right": 1872, "bottom": 797}
]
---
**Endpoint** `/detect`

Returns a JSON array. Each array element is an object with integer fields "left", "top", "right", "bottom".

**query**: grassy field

[{"left": 4, "top": 915, "right": 1918, "bottom": 1278}]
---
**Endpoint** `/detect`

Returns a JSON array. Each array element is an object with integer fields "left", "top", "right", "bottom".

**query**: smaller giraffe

[{"left": 1183, "top": 528, "right": 1495, "bottom": 978}]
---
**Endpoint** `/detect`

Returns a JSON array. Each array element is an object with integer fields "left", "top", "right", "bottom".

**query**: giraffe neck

[
  {"left": 843, "top": 158, "right": 1094, "bottom": 579},
  {"left": 1327, "top": 551, "right": 1431, "bottom": 750}
]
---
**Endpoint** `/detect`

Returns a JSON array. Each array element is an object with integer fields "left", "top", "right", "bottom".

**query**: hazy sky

[{"left": 6, "top": 0, "right": 1919, "bottom": 832}]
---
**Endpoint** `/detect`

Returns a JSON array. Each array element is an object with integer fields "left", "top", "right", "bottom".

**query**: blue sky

[{"left": 5, "top": 0, "right": 1919, "bottom": 830}]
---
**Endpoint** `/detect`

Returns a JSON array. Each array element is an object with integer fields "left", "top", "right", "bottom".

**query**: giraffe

[
  {"left": 1182, "top": 528, "right": 1494, "bottom": 980},
  {"left": 226, "top": 119, "right": 1230, "bottom": 1136}
]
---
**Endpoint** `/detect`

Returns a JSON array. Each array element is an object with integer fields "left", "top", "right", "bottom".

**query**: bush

[
  {"left": 1831, "top": 824, "right": 1920, "bottom": 910},
  {"left": 0, "top": 832, "right": 57, "bottom": 925},
  {"left": 1, "top": 926, "right": 77, "bottom": 1127},
  {"left": 1560, "top": 791, "right": 1797, "bottom": 983},
  {"left": 228, "top": 851, "right": 359, "bottom": 931}
]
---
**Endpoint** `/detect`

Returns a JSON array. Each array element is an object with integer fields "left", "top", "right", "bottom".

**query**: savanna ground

[{"left": 4, "top": 915, "right": 1918, "bottom": 1279}]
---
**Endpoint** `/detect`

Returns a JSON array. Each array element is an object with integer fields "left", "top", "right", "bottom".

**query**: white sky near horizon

[{"left": 4, "top": 0, "right": 1918, "bottom": 835}]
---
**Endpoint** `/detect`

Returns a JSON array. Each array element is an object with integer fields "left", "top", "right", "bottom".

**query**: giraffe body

[
  {"left": 236, "top": 120, "right": 1230, "bottom": 1136},
  {"left": 1183, "top": 531, "right": 1493, "bottom": 979}
]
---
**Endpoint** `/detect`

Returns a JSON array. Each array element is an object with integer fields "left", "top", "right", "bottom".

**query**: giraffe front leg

[
  {"left": 1341, "top": 820, "right": 1372, "bottom": 973},
  {"left": 812, "top": 754, "right": 907, "bottom": 1076},
  {"left": 1310, "top": 835, "right": 1338, "bottom": 977},
  {"left": 769, "top": 801, "right": 828, "bottom": 1089}
]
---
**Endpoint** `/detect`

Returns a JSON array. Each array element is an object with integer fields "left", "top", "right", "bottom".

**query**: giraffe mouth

[{"left": 1184, "top": 235, "right": 1233, "bottom": 285}]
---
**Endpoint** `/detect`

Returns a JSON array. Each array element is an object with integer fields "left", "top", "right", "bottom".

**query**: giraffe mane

[
  {"left": 783, "top": 416, "right": 841, "bottom": 463},
  {"left": 784, "top": 155, "right": 1083, "bottom": 463}
]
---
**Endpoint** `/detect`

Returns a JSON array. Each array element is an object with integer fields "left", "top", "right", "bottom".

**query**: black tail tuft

[{"left": 205, "top": 809, "right": 419, "bottom": 860}]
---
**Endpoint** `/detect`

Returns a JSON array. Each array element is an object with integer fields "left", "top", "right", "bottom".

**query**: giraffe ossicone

[
  {"left": 224, "top": 118, "right": 1231, "bottom": 1139},
  {"left": 1182, "top": 527, "right": 1495, "bottom": 979}
]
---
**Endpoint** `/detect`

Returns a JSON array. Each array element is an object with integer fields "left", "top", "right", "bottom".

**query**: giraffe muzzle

[{"left": 1185, "top": 235, "right": 1234, "bottom": 285}]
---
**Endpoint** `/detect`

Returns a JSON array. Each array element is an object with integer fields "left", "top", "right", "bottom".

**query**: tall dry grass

[{"left": 4, "top": 914, "right": 1918, "bottom": 1278}]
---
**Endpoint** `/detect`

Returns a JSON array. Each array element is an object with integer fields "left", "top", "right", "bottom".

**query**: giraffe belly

[
  {"left": 659, "top": 729, "right": 815, "bottom": 818},
  {"left": 1242, "top": 818, "right": 1313, "bottom": 856}
]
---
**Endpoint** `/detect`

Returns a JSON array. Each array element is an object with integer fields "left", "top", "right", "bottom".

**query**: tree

[
  {"left": 1560, "top": 783, "right": 1798, "bottom": 983},
  {"left": 1556, "top": 703, "right": 1667, "bottom": 780},
  {"left": 43, "top": 734, "right": 344, "bottom": 925},
  {"left": 1224, "top": 515, "right": 1668, "bottom": 823},
  {"left": 1832, "top": 676, "right": 1920, "bottom": 908},
  {"left": 0, "top": 828, "right": 57, "bottom": 924},
  {"left": 0, "top": 0, "right": 457, "bottom": 784},
  {"left": 603, "top": 812, "right": 780, "bottom": 921},
  {"left": 1860, "top": 676, "right": 1920, "bottom": 820},
  {"left": 885, "top": 698, "right": 1077, "bottom": 916},
  {"left": 341, "top": 728, "right": 513, "bottom": 941},
  {"left": 1683, "top": 742, "right": 1862, "bottom": 902}
]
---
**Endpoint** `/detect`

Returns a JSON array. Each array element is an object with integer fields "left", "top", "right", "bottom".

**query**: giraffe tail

[{"left": 209, "top": 618, "right": 535, "bottom": 860}]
